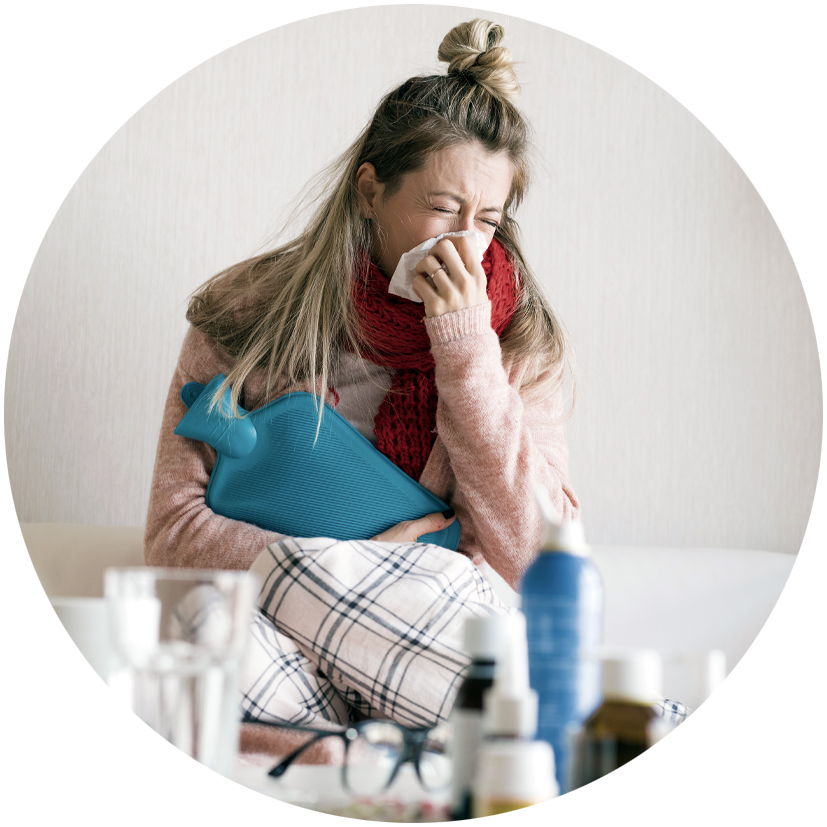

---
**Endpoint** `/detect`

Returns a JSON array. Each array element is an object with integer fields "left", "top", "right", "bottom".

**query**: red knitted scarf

[{"left": 349, "top": 238, "right": 519, "bottom": 480}]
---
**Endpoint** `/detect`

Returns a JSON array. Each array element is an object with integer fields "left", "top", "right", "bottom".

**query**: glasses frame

[{"left": 264, "top": 720, "right": 449, "bottom": 796}]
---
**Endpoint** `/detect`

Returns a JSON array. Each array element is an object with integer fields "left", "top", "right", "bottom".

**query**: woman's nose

[{"left": 457, "top": 213, "right": 475, "bottom": 232}]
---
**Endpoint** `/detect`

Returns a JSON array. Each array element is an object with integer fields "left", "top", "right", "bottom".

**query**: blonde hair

[{"left": 187, "top": 19, "right": 574, "bottom": 420}]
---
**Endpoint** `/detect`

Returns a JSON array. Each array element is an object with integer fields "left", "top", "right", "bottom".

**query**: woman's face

[{"left": 357, "top": 142, "right": 514, "bottom": 278}]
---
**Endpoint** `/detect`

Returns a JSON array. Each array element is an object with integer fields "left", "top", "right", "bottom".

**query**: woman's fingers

[
  {"left": 428, "top": 239, "right": 476, "bottom": 284},
  {"left": 411, "top": 235, "right": 490, "bottom": 316},
  {"left": 411, "top": 273, "right": 438, "bottom": 306},
  {"left": 414, "top": 248, "right": 486, "bottom": 313},
  {"left": 445, "top": 234, "right": 487, "bottom": 275},
  {"left": 415, "top": 239, "right": 475, "bottom": 284},
  {"left": 414, "top": 252, "right": 450, "bottom": 282},
  {"left": 409, "top": 509, "right": 456, "bottom": 540},
  {"left": 371, "top": 510, "right": 456, "bottom": 543}
]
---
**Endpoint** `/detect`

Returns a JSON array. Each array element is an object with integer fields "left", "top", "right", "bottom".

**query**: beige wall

[{"left": 5, "top": 6, "right": 820, "bottom": 553}]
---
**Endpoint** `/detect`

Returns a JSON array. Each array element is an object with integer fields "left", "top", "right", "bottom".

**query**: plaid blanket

[{"left": 239, "top": 536, "right": 509, "bottom": 730}]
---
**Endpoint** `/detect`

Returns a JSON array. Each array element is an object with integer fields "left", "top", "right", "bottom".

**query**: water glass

[{"left": 105, "top": 567, "right": 259, "bottom": 776}]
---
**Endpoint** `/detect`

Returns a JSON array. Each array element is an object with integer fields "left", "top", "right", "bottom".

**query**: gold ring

[{"left": 431, "top": 266, "right": 446, "bottom": 278}]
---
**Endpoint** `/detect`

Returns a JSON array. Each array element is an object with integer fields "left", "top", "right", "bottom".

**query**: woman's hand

[
  {"left": 411, "top": 236, "right": 488, "bottom": 318},
  {"left": 371, "top": 509, "right": 456, "bottom": 543}
]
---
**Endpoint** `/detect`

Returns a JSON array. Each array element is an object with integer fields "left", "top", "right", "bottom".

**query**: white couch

[{"left": 23, "top": 522, "right": 796, "bottom": 706}]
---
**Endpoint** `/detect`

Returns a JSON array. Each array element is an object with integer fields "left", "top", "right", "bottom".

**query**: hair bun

[{"left": 438, "top": 19, "right": 520, "bottom": 101}]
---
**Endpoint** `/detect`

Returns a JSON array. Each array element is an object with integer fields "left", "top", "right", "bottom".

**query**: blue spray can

[{"left": 520, "top": 488, "right": 603, "bottom": 793}]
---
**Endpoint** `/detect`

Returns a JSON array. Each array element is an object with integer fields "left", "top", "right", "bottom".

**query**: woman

[{"left": 145, "top": 19, "right": 579, "bottom": 594}]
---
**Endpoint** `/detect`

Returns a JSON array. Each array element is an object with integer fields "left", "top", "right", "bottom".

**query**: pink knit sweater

[{"left": 144, "top": 301, "right": 579, "bottom": 590}]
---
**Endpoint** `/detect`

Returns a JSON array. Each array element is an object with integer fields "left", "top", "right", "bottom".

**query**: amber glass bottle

[{"left": 569, "top": 650, "right": 672, "bottom": 790}]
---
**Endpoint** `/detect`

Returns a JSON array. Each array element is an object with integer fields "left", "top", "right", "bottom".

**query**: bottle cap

[
  {"left": 699, "top": 649, "right": 727, "bottom": 700},
  {"left": 483, "top": 611, "right": 539, "bottom": 737},
  {"left": 534, "top": 486, "right": 590, "bottom": 555},
  {"left": 602, "top": 649, "right": 663, "bottom": 703},
  {"left": 474, "top": 739, "right": 558, "bottom": 805},
  {"left": 677, "top": 649, "right": 727, "bottom": 710},
  {"left": 463, "top": 614, "right": 507, "bottom": 660}
]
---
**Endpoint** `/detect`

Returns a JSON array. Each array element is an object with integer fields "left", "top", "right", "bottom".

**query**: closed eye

[{"left": 433, "top": 207, "right": 499, "bottom": 229}]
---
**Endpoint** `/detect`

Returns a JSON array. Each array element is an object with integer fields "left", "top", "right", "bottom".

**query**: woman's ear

[{"left": 356, "top": 163, "right": 383, "bottom": 218}]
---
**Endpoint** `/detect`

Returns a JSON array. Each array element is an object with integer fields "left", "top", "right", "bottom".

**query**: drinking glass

[{"left": 105, "top": 567, "right": 259, "bottom": 776}]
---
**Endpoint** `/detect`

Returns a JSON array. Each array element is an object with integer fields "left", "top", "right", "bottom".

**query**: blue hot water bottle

[{"left": 174, "top": 374, "right": 460, "bottom": 550}]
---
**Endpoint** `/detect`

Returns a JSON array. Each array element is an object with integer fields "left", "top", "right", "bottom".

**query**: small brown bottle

[{"left": 569, "top": 650, "right": 672, "bottom": 790}]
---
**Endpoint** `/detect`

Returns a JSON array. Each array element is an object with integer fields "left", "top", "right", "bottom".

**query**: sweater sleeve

[
  {"left": 143, "top": 326, "right": 286, "bottom": 569},
  {"left": 424, "top": 301, "right": 580, "bottom": 590}
]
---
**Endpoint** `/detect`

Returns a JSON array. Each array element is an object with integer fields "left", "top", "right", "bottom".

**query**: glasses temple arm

[{"left": 267, "top": 730, "right": 340, "bottom": 778}]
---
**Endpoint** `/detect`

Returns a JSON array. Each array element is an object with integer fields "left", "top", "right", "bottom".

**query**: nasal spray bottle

[
  {"left": 521, "top": 488, "right": 604, "bottom": 793},
  {"left": 472, "top": 612, "right": 558, "bottom": 817}
]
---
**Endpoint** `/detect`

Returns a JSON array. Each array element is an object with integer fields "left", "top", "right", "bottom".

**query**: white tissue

[{"left": 387, "top": 230, "right": 488, "bottom": 303}]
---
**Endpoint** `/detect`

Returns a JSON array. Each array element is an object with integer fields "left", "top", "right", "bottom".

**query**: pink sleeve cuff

[{"left": 423, "top": 302, "right": 492, "bottom": 344}]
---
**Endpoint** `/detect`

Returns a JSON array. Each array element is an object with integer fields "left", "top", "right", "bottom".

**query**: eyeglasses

[{"left": 265, "top": 720, "right": 452, "bottom": 796}]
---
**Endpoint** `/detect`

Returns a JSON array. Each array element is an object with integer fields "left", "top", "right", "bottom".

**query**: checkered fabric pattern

[
  {"left": 655, "top": 698, "right": 690, "bottom": 725},
  {"left": 240, "top": 611, "right": 351, "bottom": 727},
  {"left": 240, "top": 536, "right": 509, "bottom": 729}
]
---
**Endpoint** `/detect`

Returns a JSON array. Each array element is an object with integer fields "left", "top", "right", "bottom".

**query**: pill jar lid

[
  {"left": 474, "top": 739, "right": 558, "bottom": 802},
  {"left": 602, "top": 649, "right": 663, "bottom": 703}
]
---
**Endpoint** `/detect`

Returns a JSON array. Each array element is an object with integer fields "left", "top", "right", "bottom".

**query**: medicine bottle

[
  {"left": 568, "top": 649, "right": 672, "bottom": 790},
  {"left": 472, "top": 612, "right": 558, "bottom": 817},
  {"left": 521, "top": 487, "right": 603, "bottom": 792},
  {"left": 449, "top": 615, "right": 504, "bottom": 820}
]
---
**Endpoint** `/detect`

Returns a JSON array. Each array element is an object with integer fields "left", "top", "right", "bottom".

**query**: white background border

[{"left": 3, "top": 2, "right": 824, "bottom": 824}]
